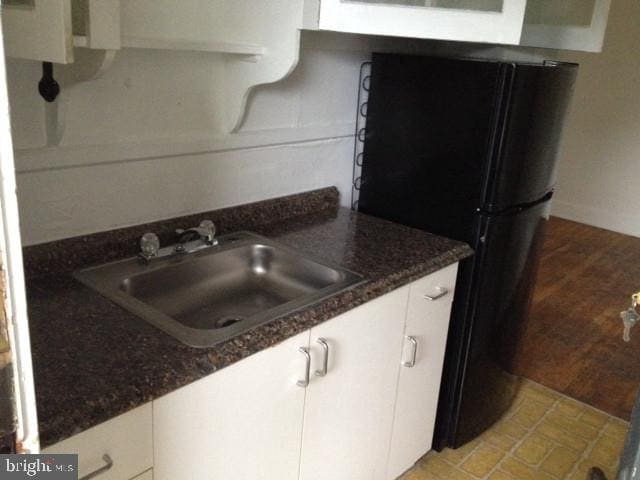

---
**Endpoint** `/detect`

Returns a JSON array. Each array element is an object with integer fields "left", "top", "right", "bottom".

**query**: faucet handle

[
  {"left": 199, "top": 219, "right": 216, "bottom": 237},
  {"left": 199, "top": 220, "right": 216, "bottom": 244},
  {"left": 140, "top": 232, "right": 160, "bottom": 260}
]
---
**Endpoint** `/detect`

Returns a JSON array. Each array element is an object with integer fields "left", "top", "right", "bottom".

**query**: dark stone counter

[{"left": 24, "top": 187, "right": 472, "bottom": 447}]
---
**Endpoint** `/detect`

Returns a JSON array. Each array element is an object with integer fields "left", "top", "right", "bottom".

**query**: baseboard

[{"left": 552, "top": 199, "right": 640, "bottom": 238}]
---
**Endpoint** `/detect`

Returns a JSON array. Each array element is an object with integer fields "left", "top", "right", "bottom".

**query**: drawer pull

[
  {"left": 315, "top": 338, "right": 329, "bottom": 377},
  {"left": 423, "top": 287, "right": 449, "bottom": 301},
  {"left": 297, "top": 347, "right": 311, "bottom": 387},
  {"left": 402, "top": 336, "right": 418, "bottom": 368},
  {"left": 80, "top": 454, "right": 113, "bottom": 480}
]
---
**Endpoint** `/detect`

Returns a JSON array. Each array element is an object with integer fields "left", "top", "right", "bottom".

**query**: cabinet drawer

[{"left": 43, "top": 403, "right": 153, "bottom": 480}]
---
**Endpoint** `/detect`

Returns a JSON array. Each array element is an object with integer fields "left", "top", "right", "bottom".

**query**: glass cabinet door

[
  {"left": 318, "top": 0, "right": 527, "bottom": 45},
  {"left": 520, "top": 0, "right": 611, "bottom": 52}
]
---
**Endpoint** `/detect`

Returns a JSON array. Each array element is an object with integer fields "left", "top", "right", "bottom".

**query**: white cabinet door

[
  {"left": 299, "top": 286, "right": 409, "bottom": 480},
  {"left": 1, "top": 0, "right": 73, "bottom": 63},
  {"left": 520, "top": 0, "right": 611, "bottom": 52},
  {"left": 316, "top": 0, "right": 527, "bottom": 45},
  {"left": 153, "top": 331, "right": 310, "bottom": 480},
  {"left": 130, "top": 469, "right": 153, "bottom": 480},
  {"left": 386, "top": 263, "right": 458, "bottom": 480},
  {"left": 43, "top": 404, "right": 153, "bottom": 480}
]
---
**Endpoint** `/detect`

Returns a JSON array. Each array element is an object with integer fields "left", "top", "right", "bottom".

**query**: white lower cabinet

[
  {"left": 386, "top": 263, "right": 459, "bottom": 480},
  {"left": 299, "top": 286, "right": 409, "bottom": 480},
  {"left": 153, "top": 330, "right": 310, "bottom": 480},
  {"left": 43, "top": 403, "right": 153, "bottom": 480},
  {"left": 131, "top": 469, "right": 153, "bottom": 480},
  {"left": 43, "top": 263, "right": 458, "bottom": 480}
]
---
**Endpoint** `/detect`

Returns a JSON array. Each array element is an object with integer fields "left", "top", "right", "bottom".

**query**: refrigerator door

[
  {"left": 435, "top": 199, "right": 552, "bottom": 448},
  {"left": 359, "top": 53, "right": 507, "bottom": 243},
  {"left": 483, "top": 62, "right": 578, "bottom": 212}
]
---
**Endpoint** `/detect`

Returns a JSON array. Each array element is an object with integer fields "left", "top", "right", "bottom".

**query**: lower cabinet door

[
  {"left": 386, "top": 263, "right": 458, "bottom": 479},
  {"left": 153, "top": 330, "right": 310, "bottom": 480},
  {"left": 130, "top": 469, "right": 153, "bottom": 480},
  {"left": 299, "top": 286, "right": 409, "bottom": 480},
  {"left": 43, "top": 403, "right": 153, "bottom": 480}
]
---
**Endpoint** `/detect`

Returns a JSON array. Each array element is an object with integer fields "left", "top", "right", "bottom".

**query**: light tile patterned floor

[{"left": 401, "top": 380, "right": 630, "bottom": 480}]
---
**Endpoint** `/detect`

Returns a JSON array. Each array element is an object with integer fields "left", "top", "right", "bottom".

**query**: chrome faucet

[
  {"left": 139, "top": 219, "right": 218, "bottom": 262},
  {"left": 174, "top": 220, "right": 217, "bottom": 253}
]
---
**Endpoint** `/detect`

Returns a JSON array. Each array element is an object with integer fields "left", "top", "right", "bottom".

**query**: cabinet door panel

[
  {"left": 317, "top": 0, "right": 527, "bottom": 45},
  {"left": 1, "top": 0, "right": 73, "bottom": 63},
  {"left": 300, "top": 286, "right": 409, "bottom": 480},
  {"left": 520, "top": 0, "right": 611, "bottom": 52},
  {"left": 130, "top": 469, "right": 153, "bottom": 480},
  {"left": 153, "top": 331, "right": 310, "bottom": 480},
  {"left": 386, "top": 263, "right": 458, "bottom": 479},
  {"left": 43, "top": 404, "right": 152, "bottom": 480}
]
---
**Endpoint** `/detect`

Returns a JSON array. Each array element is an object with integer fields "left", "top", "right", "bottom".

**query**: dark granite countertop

[{"left": 25, "top": 188, "right": 472, "bottom": 447}]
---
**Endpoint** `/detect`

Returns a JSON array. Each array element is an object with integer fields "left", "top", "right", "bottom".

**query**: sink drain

[{"left": 214, "top": 316, "right": 244, "bottom": 329}]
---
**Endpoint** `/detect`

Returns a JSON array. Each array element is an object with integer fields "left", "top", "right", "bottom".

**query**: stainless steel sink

[{"left": 74, "top": 232, "right": 363, "bottom": 347}]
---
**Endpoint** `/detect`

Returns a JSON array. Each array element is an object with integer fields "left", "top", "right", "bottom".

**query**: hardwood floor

[{"left": 511, "top": 217, "right": 640, "bottom": 421}]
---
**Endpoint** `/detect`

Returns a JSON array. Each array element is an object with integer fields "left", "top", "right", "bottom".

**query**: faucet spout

[
  {"left": 138, "top": 220, "right": 218, "bottom": 262},
  {"left": 174, "top": 220, "right": 217, "bottom": 253}
]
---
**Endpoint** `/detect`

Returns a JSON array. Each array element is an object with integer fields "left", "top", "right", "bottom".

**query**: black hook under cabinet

[{"left": 38, "top": 62, "right": 60, "bottom": 102}]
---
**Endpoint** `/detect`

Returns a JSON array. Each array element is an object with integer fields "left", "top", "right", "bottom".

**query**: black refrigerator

[{"left": 358, "top": 53, "right": 578, "bottom": 449}]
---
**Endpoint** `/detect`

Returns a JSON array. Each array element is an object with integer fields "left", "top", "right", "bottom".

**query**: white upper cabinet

[
  {"left": 304, "top": 0, "right": 611, "bottom": 52},
  {"left": 311, "top": 0, "right": 527, "bottom": 45},
  {"left": 1, "top": 0, "right": 73, "bottom": 63},
  {"left": 0, "top": 0, "right": 613, "bottom": 70},
  {"left": 1, "top": 0, "right": 120, "bottom": 63},
  {"left": 519, "top": 0, "right": 611, "bottom": 52}
]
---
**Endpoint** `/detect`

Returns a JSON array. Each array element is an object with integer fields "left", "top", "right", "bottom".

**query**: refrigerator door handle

[{"left": 424, "top": 287, "right": 449, "bottom": 301}]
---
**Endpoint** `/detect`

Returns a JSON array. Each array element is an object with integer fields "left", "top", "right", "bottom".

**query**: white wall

[
  {"left": 8, "top": 41, "right": 369, "bottom": 245},
  {"left": 550, "top": 0, "right": 640, "bottom": 236},
  {"left": 9, "top": 4, "right": 638, "bottom": 245}
]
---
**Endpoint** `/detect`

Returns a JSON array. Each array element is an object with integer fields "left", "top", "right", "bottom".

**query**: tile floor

[{"left": 401, "top": 380, "right": 630, "bottom": 480}]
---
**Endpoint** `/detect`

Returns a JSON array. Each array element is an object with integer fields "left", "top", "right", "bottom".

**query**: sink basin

[{"left": 74, "top": 232, "right": 363, "bottom": 347}]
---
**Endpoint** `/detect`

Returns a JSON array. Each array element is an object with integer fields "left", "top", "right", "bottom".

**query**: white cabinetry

[
  {"left": 311, "top": 0, "right": 527, "bottom": 45},
  {"left": 520, "top": 0, "right": 611, "bottom": 52},
  {"left": 153, "top": 331, "right": 310, "bottom": 480},
  {"left": 42, "top": 263, "right": 459, "bottom": 480},
  {"left": 299, "top": 286, "right": 409, "bottom": 480},
  {"left": 43, "top": 403, "right": 153, "bottom": 480},
  {"left": 152, "top": 264, "right": 456, "bottom": 480},
  {"left": 1, "top": 0, "right": 73, "bottom": 63},
  {"left": 386, "top": 263, "right": 458, "bottom": 480},
  {"left": 305, "top": 0, "right": 611, "bottom": 52},
  {"left": 131, "top": 470, "right": 153, "bottom": 480},
  {"left": 1, "top": 0, "right": 612, "bottom": 70}
]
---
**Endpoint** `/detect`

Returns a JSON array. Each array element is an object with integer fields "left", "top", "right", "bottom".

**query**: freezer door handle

[{"left": 423, "top": 287, "right": 449, "bottom": 301}]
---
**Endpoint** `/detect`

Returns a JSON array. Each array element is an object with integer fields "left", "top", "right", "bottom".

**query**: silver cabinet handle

[
  {"left": 79, "top": 454, "right": 113, "bottom": 480},
  {"left": 402, "top": 336, "right": 418, "bottom": 368},
  {"left": 423, "top": 287, "right": 449, "bottom": 301},
  {"left": 315, "top": 338, "right": 329, "bottom": 377},
  {"left": 297, "top": 347, "right": 311, "bottom": 387}
]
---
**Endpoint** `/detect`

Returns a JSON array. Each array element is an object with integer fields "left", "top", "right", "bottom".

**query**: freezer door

[
  {"left": 483, "top": 62, "right": 578, "bottom": 211},
  {"left": 436, "top": 200, "right": 551, "bottom": 448},
  {"left": 359, "top": 53, "right": 506, "bottom": 243}
]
